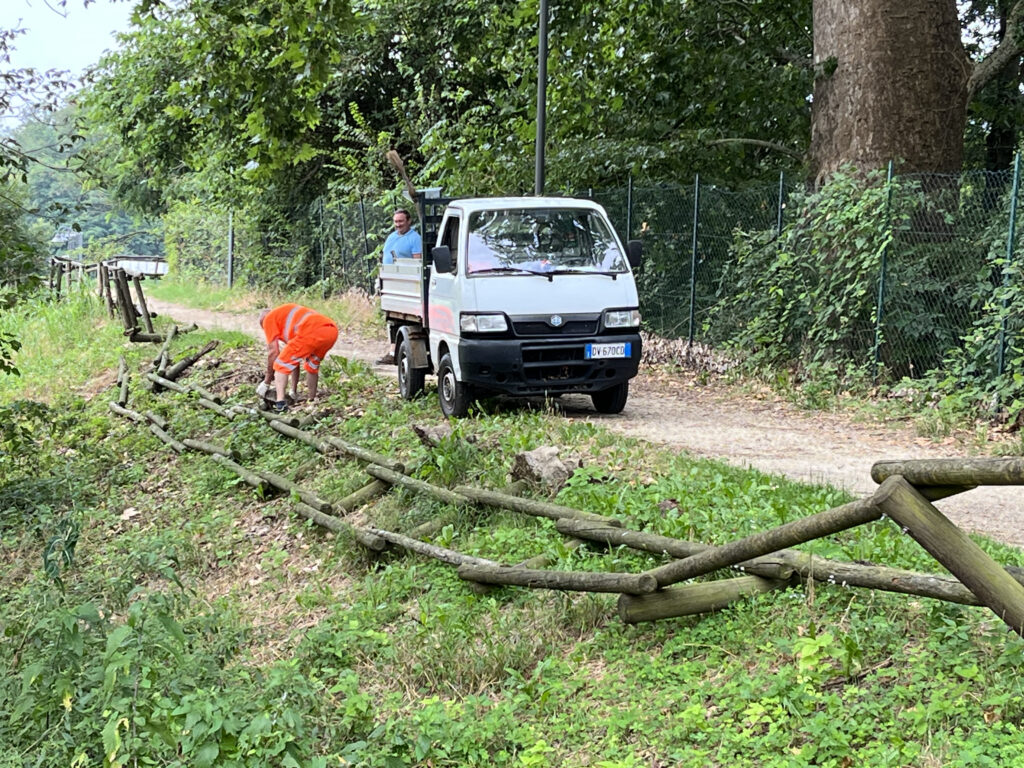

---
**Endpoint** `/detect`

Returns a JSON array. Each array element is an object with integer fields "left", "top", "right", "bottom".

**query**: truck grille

[{"left": 512, "top": 314, "right": 599, "bottom": 336}]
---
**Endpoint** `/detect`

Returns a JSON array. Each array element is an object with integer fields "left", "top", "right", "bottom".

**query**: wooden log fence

[{"left": 108, "top": 346, "right": 1024, "bottom": 635}]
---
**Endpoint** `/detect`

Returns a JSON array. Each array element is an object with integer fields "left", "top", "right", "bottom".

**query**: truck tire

[
  {"left": 591, "top": 381, "right": 628, "bottom": 414},
  {"left": 397, "top": 338, "right": 424, "bottom": 399},
  {"left": 438, "top": 353, "right": 472, "bottom": 418}
]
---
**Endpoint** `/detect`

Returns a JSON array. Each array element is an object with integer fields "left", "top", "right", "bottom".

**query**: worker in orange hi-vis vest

[{"left": 256, "top": 304, "right": 338, "bottom": 412}]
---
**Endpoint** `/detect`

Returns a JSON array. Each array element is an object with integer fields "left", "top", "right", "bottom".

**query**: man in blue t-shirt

[
  {"left": 377, "top": 208, "right": 423, "bottom": 364},
  {"left": 381, "top": 209, "right": 422, "bottom": 264}
]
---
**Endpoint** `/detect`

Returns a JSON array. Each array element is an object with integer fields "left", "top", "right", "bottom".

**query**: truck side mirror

[
  {"left": 432, "top": 245, "right": 453, "bottom": 273},
  {"left": 626, "top": 240, "right": 643, "bottom": 269}
]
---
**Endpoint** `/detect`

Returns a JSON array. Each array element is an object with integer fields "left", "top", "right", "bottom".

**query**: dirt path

[{"left": 148, "top": 298, "right": 1023, "bottom": 549}]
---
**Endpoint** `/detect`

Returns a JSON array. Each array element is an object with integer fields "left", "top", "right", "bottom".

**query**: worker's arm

[{"left": 264, "top": 339, "right": 280, "bottom": 384}]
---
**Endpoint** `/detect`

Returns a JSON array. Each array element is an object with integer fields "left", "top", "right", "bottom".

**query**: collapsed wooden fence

[{"left": 108, "top": 322, "right": 1024, "bottom": 637}]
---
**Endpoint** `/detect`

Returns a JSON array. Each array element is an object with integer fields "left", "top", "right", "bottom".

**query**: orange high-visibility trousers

[{"left": 261, "top": 304, "right": 338, "bottom": 376}]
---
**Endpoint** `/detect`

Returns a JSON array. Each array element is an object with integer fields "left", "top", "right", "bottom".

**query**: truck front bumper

[{"left": 456, "top": 334, "right": 642, "bottom": 397}]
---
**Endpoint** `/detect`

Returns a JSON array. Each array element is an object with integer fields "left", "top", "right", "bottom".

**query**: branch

[
  {"left": 706, "top": 137, "right": 804, "bottom": 161},
  {"left": 967, "top": 1, "right": 1024, "bottom": 103}
]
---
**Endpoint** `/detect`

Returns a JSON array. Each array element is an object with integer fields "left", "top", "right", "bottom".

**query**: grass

[{"left": 2, "top": 288, "right": 1023, "bottom": 767}]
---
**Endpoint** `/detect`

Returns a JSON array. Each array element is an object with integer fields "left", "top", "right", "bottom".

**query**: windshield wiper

[
  {"left": 472, "top": 266, "right": 555, "bottom": 281},
  {"left": 550, "top": 269, "right": 619, "bottom": 280}
]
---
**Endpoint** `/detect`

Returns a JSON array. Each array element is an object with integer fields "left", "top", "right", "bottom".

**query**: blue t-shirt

[{"left": 382, "top": 229, "right": 422, "bottom": 264}]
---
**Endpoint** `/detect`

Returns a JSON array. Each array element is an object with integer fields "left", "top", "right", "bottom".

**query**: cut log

[
  {"left": 326, "top": 435, "right": 406, "bottom": 472},
  {"left": 871, "top": 457, "right": 1024, "bottom": 488},
  {"left": 164, "top": 340, "right": 219, "bottom": 381},
  {"left": 292, "top": 501, "right": 387, "bottom": 551},
  {"left": 363, "top": 526, "right": 499, "bottom": 567},
  {"left": 209, "top": 454, "right": 274, "bottom": 496},
  {"left": 641, "top": 477, "right": 901, "bottom": 588},
  {"left": 366, "top": 464, "right": 469, "bottom": 507},
  {"left": 153, "top": 325, "right": 177, "bottom": 367},
  {"left": 149, "top": 423, "right": 186, "bottom": 453},
  {"left": 876, "top": 476, "right": 1024, "bottom": 637},
  {"left": 181, "top": 438, "right": 239, "bottom": 461},
  {"left": 197, "top": 397, "right": 232, "bottom": 419},
  {"left": 452, "top": 485, "right": 620, "bottom": 526},
  {"left": 336, "top": 479, "right": 390, "bottom": 513},
  {"left": 143, "top": 411, "right": 168, "bottom": 430},
  {"left": 457, "top": 564, "right": 658, "bottom": 595},
  {"left": 562, "top": 518, "right": 1024, "bottom": 611},
  {"left": 108, "top": 401, "right": 145, "bottom": 423},
  {"left": 619, "top": 575, "right": 791, "bottom": 623},
  {"left": 254, "top": 468, "right": 334, "bottom": 514}
]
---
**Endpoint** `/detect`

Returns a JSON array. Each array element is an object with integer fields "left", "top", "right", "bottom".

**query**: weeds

[{"left": 3, "top": 291, "right": 1023, "bottom": 766}]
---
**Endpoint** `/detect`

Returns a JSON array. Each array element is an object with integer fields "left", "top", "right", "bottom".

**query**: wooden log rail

[
  {"left": 112, "top": 358, "right": 1024, "bottom": 629},
  {"left": 872, "top": 457, "right": 1024, "bottom": 488}
]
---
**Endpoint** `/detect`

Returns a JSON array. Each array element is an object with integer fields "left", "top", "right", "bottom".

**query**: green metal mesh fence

[{"left": 179, "top": 165, "right": 1020, "bottom": 388}]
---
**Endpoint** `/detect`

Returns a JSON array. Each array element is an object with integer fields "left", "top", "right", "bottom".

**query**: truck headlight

[
  {"left": 460, "top": 313, "right": 508, "bottom": 333},
  {"left": 603, "top": 309, "right": 641, "bottom": 328}
]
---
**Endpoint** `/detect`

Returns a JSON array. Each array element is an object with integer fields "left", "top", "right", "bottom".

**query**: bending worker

[{"left": 256, "top": 303, "right": 338, "bottom": 411}]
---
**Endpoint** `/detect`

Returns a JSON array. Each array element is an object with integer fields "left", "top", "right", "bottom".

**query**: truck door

[{"left": 428, "top": 213, "right": 460, "bottom": 342}]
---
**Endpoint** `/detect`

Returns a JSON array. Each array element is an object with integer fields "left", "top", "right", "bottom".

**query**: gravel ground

[{"left": 148, "top": 298, "right": 1023, "bottom": 550}]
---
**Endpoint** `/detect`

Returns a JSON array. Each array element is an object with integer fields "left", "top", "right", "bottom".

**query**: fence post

[
  {"left": 776, "top": 171, "right": 785, "bottom": 234},
  {"left": 359, "top": 198, "right": 372, "bottom": 293},
  {"left": 688, "top": 173, "right": 701, "bottom": 345},
  {"left": 319, "top": 198, "right": 326, "bottom": 296},
  {"left": 227, "top": 210, "right": 235, "bottom": 288},
  {"left": 626, "top": 173, "right": 633, "bottom": 240},
  {"left": 998, "top": 152, "right": 1021, "bottom": 378},
  {"left": 872, "top": 160, "right": 895, "bottom": 382}
]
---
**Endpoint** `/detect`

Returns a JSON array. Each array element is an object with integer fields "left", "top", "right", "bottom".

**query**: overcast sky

[{"left": 7, "top": 0, "right": 135, "bottom": 76}]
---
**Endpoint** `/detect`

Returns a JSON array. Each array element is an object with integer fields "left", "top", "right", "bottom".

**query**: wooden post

[
  {"left": 641, "top": 477, "right": 901, "bottom": 588},
  {"left": 619, "top": 575, "right": 790, "bottom": 623},
  {"left": 100, "top": 264, "right": 115, "bottom": 318},
  {"left": 131, "top": 275, "right": 155, "bottom": 334},
  {"left": 876, "top": 476, "right": 1024, "bottom": 636}
]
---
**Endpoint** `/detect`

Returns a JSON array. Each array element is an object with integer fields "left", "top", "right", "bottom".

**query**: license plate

[{"left": 585, "top": 342, "right": 631, "bottom": 360}]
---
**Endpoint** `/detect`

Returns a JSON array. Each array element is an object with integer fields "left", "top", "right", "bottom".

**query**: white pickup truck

[{"left": 379, "top": 196, "right": 643, "bottom": 417}]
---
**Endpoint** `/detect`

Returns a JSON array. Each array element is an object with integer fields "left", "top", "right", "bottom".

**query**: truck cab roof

[{"left": 440, "top": 196, "right": 606, "bottom": 214}]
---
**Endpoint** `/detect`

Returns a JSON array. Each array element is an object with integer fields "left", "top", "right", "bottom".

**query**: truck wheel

[
  {"left": 438, "top": 353, "right": 472, "bottom": 418},
  {"left": 397, "top": 338, "right": 424, "bottom": 399},
  {"left": 591, "top": 381, "right": 629, "bottom": 414}
]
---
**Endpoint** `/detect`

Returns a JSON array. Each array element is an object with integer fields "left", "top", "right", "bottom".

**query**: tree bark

[
  {"left": 254, "top": 468, "right": 334, "bottom": 514},
  {"left": 181, "top": 437, "right": 238, "bottom": 460},
  {"left": 452, "top": 485, "right": 621, "bottom": 526},
  {"left": 364, "top": 526, "right": 499, "bottom": 567},
  {"left": 876, "top": 477, "right": 1024, "bottom": 636},
  {"left": 131, "top": 275, "right": 155, "bottom": 334},
  {"left": 619, "top": 575, "right": 790, "bottom": 623},
  {"left": 149, "top": 423, "right": 186, "bottom": 453},
  {"left": 365, "top": 464, "right": 470, "bottom": 507},
  {"left": 810, "top": 0, "right": 967, "bottom": 179},
  {"left": 164, "top": 340, "right": 219, "bottom": 381},
  {"left": 293, "top": 501, "right": 387, "bottom": 551},
  {"left": 871, "top": 457, "right": 1024, "bottom": 487},
  {"left": 153, "top": 325, "right": 177, "bottom": 367},
  {"left": 642, "top": 477, "right": 901, "bottom": 587},
  {"left": 457, "top": 564, "right": 658, "bottom": 595},
  {"left": 209, "top": 453, "right": 274, "bottom": 496}
]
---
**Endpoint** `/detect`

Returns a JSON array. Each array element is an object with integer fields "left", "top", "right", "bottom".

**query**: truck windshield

[{"left": 465, "top": 208, "right": 628, "bottom": 276}]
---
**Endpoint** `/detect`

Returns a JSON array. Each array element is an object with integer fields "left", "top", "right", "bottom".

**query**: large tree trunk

[{"left": 810, "top": 0, "right": 968, "bottom": 181}]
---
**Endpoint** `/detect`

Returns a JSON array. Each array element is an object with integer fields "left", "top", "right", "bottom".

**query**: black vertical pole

[
  {"left": 534, "top": 0, "right": 548, "bottom": 196},
  {"left": 688, "top": 174, "right": 700, "bottom": 345}
]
